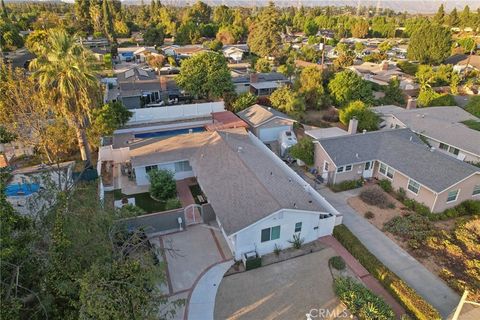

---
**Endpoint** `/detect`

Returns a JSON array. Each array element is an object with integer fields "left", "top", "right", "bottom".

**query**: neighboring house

[
  {"left": 3, "top": 48, "right": 35, "bottom": 69},
  {"left": 133, "top": 47, "right": 163, "bottom": 63},
  {"left": 117, "top": 67, "right": 163, "bottom": 109},
  {"left": 223, "top": 45, "right": 248, "bottom": 62},
  {"left": 105, "top": 128, "right": 339, "bottom": 260},
  {"left": 374, "top": 105, "right": 480, "bottom": 163},
  {"left": 313, "top": 128, "right": 480, "bottom": 213},
  {"left": 117, "top": 46, "right": 157, "bottom": 62},
  {"left": 237, "top": 104, "right": 296, "bottom": 143},
  {"left": 348, "top": 61, "right": 417, "bottom": 90},
  {"left": 231, "top": 71, "right": 290, "bottom": 95},
  {"left": 162, "top": 45, "right": 207, "bottom": 58},
  {"left": 445, "top": 54, "right": 480, "bottom": 73}
]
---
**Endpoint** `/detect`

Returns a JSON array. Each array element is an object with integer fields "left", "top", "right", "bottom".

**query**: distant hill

[{"left": 7, "top": 0, "right": 480, "bottom": 14}]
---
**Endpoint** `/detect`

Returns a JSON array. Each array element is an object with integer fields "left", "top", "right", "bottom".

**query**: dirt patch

[
  {"left": 347, "top": 194, "right": 406, "bottom": 230},
  {"left": 433, "top": 219, "right": 457, "bottom": 232}
]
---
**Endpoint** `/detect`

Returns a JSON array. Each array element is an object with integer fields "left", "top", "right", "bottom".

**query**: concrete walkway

[
  {"left": 319, "top": 186, "right": 460, "bottom": 318},
  {"left": 187, "top": 260, "right": 234, "bottom": 320}
]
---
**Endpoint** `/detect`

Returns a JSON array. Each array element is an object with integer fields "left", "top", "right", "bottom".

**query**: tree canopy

[
  {"left": 176, "top": 52, "right": 233, "bottom": 100},
  {"left": 339, "top": 101, "right": 379, "bottom": 132},
  {"left": 247, "top": 2, "right": 282, "bottom": 58},
  {"left": 328, "top": 70, "right": 374, "bottom": 107},
  {"left": 407, "top": 24, "right": 452, "bottom": 65}
]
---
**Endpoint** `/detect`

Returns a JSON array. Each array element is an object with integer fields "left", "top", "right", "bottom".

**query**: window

[
  {"left": 337, "top": 166, "right": 344, "bottom": 173},
  {"left": 364, "top": 162, "right": 371, "bottom": 170},
  {"left": 407, "top": 179, "right": 420, "bottom": 194},
  {"left": 323, "top": 162, "right": 329, "bottom": 172},
  {"left": 345, "top": 165, "right": 352, "bottom": 172},
  {"left": 448, "top": 146, "right": 460, "bottom": 155},
  {"left": 447, "top": 190, "right": 459, "bottom": 203},
  {"left": 174, "top": 160, "right": 192, "bottom": 172},
  {"left": 261, "top": 226, "right": 281, "bottom": 242},
  {"left": 379, "top": 163, "right": 394, "bottom": 179},
  {"left": 472, "top": 185, "right": 480, "bottom": 196},
  {"left": 145, "top": 165, "right": 158, "bottom": 173},
  {"left": 439, "top": 143, "right": 449, "bottom": 151},
  {"left": 295, "top": 222, "right": 302, "bottom": 233}
]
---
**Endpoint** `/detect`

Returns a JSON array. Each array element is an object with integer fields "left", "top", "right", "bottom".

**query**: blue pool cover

[
  {"left": 134, "top": 127, "right": 206, "bottom": 139},
  {"left": 6, "top": 183, "right": 40, "bottom": 196}
]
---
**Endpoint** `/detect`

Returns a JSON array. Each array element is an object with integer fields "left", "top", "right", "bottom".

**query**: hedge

[
  {"left": 330, "top": 179, "right": 363, "bottom": 192},
  {"left": 333, "top": 225, "right": 441, "bottom": 320},
  {"left": 428, "top": 200, "right": 480, "bottom": 221}
]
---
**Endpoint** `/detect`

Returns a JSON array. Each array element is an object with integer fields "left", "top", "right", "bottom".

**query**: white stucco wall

[
  {"left": 134, "top": 161, "right": 194, "bottom": 186},
  {"left": 230, "top": 209, "right": 335, "bottom": 260}
]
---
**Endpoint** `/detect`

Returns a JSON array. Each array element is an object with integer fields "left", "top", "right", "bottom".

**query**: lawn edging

[{"left": 333, "top": 225, "right": 441, "bottom": 320}]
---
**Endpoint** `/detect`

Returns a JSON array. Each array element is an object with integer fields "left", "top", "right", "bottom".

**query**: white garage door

[{"left": 258, "top": 126, "right": 292, "bottom": 142}]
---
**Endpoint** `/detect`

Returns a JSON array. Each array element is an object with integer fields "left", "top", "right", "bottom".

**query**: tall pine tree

[
  {"left": 433, "top": 4, "right": 445, "bottom": 25},
  {"left": 102, "top": 0, "right": 115, "bottom": 42}
]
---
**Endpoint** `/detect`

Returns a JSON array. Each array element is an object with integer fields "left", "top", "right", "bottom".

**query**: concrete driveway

[{"left": 214, "top": 247, "right": 346, "bottom": 320}]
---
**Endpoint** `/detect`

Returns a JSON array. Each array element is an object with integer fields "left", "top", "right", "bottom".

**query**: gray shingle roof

[
  {"left": 318, "top": 129, "right": 479, "bottom": 193},
  {"left": 237, "top": 104, "right": 293, "bottom": 127},
  {"left": 374, "top": 105, "right": 480, "bottom": 157}
]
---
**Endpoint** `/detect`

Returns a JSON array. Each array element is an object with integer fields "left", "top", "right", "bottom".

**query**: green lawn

[
  {"left": 112, "top": 189, "right": 181, "bottom": 213},
  {"left": 462, "top": 119, "right": 480, "bottom": 131}
]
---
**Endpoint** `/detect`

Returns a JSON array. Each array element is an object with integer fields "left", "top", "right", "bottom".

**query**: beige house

[
  {"left": 314, "top": 129, "right": 480, "bottom": 213},
  {"left": 374, "top": 105, "right": 480, "bottom": 163}
]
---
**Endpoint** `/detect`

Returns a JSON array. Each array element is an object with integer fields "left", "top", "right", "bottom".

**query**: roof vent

[
  {"left": 355, "top": 153, "right": 359, "bottom": 158},
  {"left": 362, "top": 129, "right": 367, "bottom": 134},
  {"left": 430, "top": 147, "right": 435, "bottom": 152},
  {"left": 293, "top": 203, "right": 297, "bottom": 208},
  {"left": 267, "top": 107, "right": 272, "bottom": 111},
  {"left": 288, "top": 178, "right": 292, "bottom": 182},
  {"left": 409, "top": 136, "right": 413, "bottom": 141},
  {"left": 237, "top": 146, "right": 243, "bottom": 153}
]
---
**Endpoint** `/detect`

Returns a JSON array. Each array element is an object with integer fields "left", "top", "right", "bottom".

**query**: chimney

[
  {"left": 406, "top": 98, "right": 417, "bottom": 110},
  {"left": 348, "top": 117, "right": 358, "bottom": 134},
  {"left": 250, "top": 72, "right": 259, "bottom": 83},
  {"left": 381, "top": 60, "right": 389, "bottom": 71},
  {"left": 159, "top": 76, "right": 168, "bottom": 92}
]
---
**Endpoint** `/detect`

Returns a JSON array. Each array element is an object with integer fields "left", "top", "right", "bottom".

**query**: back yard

[{"left": 348, "top": 182, "right": 480, "bottom": 302}]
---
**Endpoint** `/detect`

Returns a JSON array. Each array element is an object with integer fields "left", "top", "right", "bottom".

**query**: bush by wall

[
  {"left": 360, "top": 185, "right": 393, "bottom": 209},
  {"left": 334, "top": 276, "right": 395, "bottom": 320},
  {"left": 329, "top": 256, "right": 346, "bottom": 270},
  {"left": 330, "top": 179, "right": 363, "bottom": 192},
  {"left": 333, "top": 225, "right": 441, "bottom": 320},
  {"left": 428, "top": 200, "right": 480, "bottom": 221}
]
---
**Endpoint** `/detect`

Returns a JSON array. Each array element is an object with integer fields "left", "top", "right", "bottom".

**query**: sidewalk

[
  {"left": 319, "top": 236, "right": 406, "bottom": 318},
  {"left": 319, "top": 186, "right": 460, "bottom": 318}
]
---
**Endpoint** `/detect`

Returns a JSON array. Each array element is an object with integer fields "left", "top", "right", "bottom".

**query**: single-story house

[
  {"left": 117, "top": 67, "right": 162, "bottom": 109},
  {"left": 232, "top": 71, "right": 289, "bottom": 95},
  {"left": 313, "top": 128, "right": 480, "bottom": 213},
  {"left": 162, "top": 45, "right": 207, "bottom": 58},
  {"left": 348, "top": 61, "right": 417, "bottom": 90},
  {"left": 117, "top": 46, "right": 157, "bottom": 62},
  {"left": 117, "top": 128, "right": 338, "bottom": 260},
  {"left": 445, "top": 54, "right": 480, "bottom": 73},
  {"left": 223, "top": 45, "right": 248, "bottom": 62},
  {"left": 237, "top": 104, "right": 296, "bottom": 143},
  {"left": 374, "top": 105, "right": 480, "bottom": 163}
]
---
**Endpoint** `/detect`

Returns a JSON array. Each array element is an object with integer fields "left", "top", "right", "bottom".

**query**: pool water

[
  {"left": 134, "top": 127, "right": 206, "bottom": 139},
  {"left": 6, "top": 183, "right": 40, "bottom": 196}
]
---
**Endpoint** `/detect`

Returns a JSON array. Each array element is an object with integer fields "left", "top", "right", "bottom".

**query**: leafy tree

[
  {"left": 371, "top": 16, "right": 395, "bottom": 38},
  {"left": 114, "top": 20, "right": 130, "bottom": 38},
  {"left": 254, "top": 58, "right": 271, "bottom": 73},
  {"left": 277, "top": 62, "right": 295, "bottom": 80},
  {"left": 175, "top": 21, "right": 201, "bottom": 45},
  {"left": 148, "top": 169, "right": 177, "bottom": 201},
  {"left": 0, "top": 126, "right": 16, "bottom": 144},
  {"left": 408, "top": 24, "right": 451, "bottom": 65},
  {"left": 147, "top": 54, "right": 165, "bottom": 69},
  {"left": 457, "top": 37, "right": 476, "bottom": 74},
  {"left": 216, "top": 25, "right": 242, "bottom": 44},
  {"left": 417, "top": 89, "right": 455, "bottom": 107},
  {"left": 447, "top": 8, "right": 460, "bottom": 27},
  {"left": 339, "top": 101, "right": 379, "bottom": 132},
  {"left": 176, "top": 52, "right": 233, "bottom": 100},
  {"left": 213, "top": 5, "right": 233, "bottom": 26},
  {"left": 24, "top": 29, "right": 49, "bottom": 55},
  {"left": 328, "top": 70, "right": 374, "bottom": 107},
  {"left": 203, "top": 39, "right": 223, "bottom": 52},
  {"left": 247, "top": 2, "right": 282, "bottom": 58},
  {"left": 232, "top": 92, "right": 257, "bottom": 112},
  {"left": 144, "top": 25, "right": 164, "bottom": 46},
  {"left": 378, "top": 40, "right": 392, "bottom": 53},
  {"left": 29, "top": 29, "right": 101, "bottom": 165},
  {"left": 296, "top": 66, "right": 328, "bottom": 110},
  {"left": 303, "top": 19, "right": 318, "bottom": 37},
  {"left": 404, "top": 17, "right": 430, "bottom": 37},
  {"left": 381, "top": 78, "right": 405, "bottom": 106},
  {"left": 460, "top": 5, "right": 472, "bottom": 30},
  {"left": 351, "top": 19, "right": 369, "bottom": 38},
  {"left": 184, "top": 1, "right": 211, "bottom": 25},
  {"left": 89, "top": 102, "right": 132, "bottom": 143},
  {"left": 465, "top": 96, "right": 480, "bottom": 117},
  {"left": 270, "top": 85, "right": 306, "bottom": 118},
  {"left": 397, "top": 60, "right": 419, "bottom": 76},
  {"left": 289, "top": 137, "right": 314, "bottom": 166}
]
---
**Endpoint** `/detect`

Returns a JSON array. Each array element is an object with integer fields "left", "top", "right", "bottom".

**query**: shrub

[
  {"left": 274, "top": 244, "right": 282, "bottom": 256},
  {"left": 384, "top": 214, "right": 436, "bottom": 246},
  {"left": 148, "top": 169, "right": 177, "bottom": 201},
  {"left": 429, "top": 200, "right": 480, "bottom": 221},
  {"left": 165, "top": 198, "right": 181, "bottom": 210},
  {"left": 334, "top": 276, "right": 395, "bottom": 320},
  {"left": 288, "top": 233, "right": 305, "bottom": 249},
  {"left": 329, "top": 256, "right": 346, "bottom": 270},
  {"left": 365, "top": 211, "right": 375, "bottom": 219},
  {"left": 330, "top": 179, "right": 363, "bottom": 192},
  {"left": 289, "top": 137, "right": 314, "bottom": 166},
  {"left": 360, "top": 186, "right": 393, "bottom": 209},
  {"left": 397, "top": 188, "right": 407, "bottom": 201},
  {"left": 378, "top": 179, "right": 393, "bottom": 193},
  {"left": 401, "top": 198, "right": 431, "bottom": 216},
  {"left": 333, "top": 225, "right": 441, "bottom": 320}
]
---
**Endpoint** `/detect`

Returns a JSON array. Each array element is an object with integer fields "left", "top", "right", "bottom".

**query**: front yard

[{"left": 347, "top": 183, "right": 480, "bottom": 301}]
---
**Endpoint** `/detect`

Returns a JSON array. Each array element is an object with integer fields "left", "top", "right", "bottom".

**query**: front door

[{"left": 363, "top": 161, "right": 373, "bottom": 178}]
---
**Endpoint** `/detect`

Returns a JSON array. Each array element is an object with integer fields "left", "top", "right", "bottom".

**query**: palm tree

[{"left": 30, "top": 29, "right": 100, "bottom": 165}]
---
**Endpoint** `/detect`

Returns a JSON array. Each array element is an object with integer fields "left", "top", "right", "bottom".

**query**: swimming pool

[
  {"left": 134, "top": 127, "right": 206, "bottom": 139},
  {"left": 6, "top": 183, "right": 40, "bottom": 196}
]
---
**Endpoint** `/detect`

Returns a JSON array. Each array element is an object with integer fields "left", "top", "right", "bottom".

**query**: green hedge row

[
  {"left": 330, "top": 179, "right": 364, "bottom": 192},
  {"left": 428, "top": 200, "right": 480, "bottom": 221},
  {"left": 333, "top": 225, "right": 441, "bottom": 320}
]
